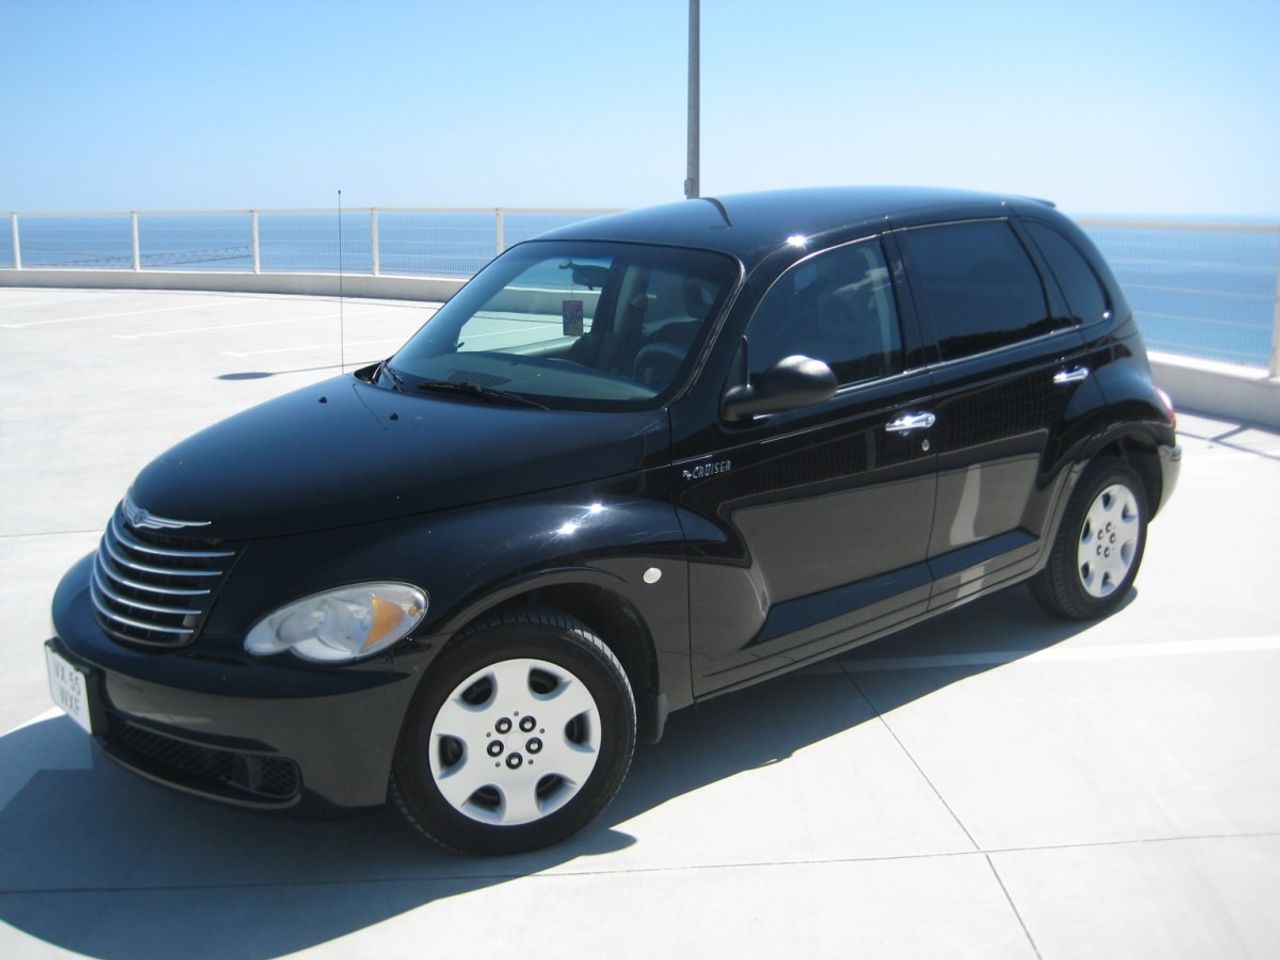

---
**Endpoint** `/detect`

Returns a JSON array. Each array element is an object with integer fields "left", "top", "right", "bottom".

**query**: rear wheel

[
  {"left": 1031, "top": 458, "right": 1148, "bottom": 619},
  {"left": 391, "top": 608, "right": 636, "bottom": 855}
]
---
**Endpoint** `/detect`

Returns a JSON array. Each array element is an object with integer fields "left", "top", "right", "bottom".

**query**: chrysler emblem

[{"left": 122, "top": 493, "right": 211, "bottom": 531}]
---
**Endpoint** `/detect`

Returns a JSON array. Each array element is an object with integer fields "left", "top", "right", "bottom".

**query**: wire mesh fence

[
  {"left": 3, "top": 207, "right": 1277, "bottom": 372},
  {"left": 1081, "top": 222, "right": 1279, "bottom": 369},
  {"left": 138, "top": 213, "right": 253, "bottom": 271},
  {"left": 12, "top": 214, "right": 134, "bottom": 269},
  {"left": 376, "top": 210, "right": 499, "bottom": 276}
]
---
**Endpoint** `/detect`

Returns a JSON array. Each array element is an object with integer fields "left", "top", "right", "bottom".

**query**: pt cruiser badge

[
  {"left": 681, "top": 459, "right": 732, "bottom": 481},
  {"left": 48, "top": 187, "right": 1180, "bottom": 855}
]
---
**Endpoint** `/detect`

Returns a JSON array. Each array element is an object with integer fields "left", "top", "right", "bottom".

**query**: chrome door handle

[
  {"left": 1053, "top": 366, "right": 1090, "bottom": 385},
  {"left": 885, "top": 412, "right": 936, "bottom": 434}
]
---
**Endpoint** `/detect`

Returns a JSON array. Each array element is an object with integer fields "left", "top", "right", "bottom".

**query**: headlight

[{"left": 244, "top": 582, "right": 427, "bottom": 662}]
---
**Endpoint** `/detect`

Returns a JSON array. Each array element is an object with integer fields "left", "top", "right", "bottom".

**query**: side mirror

[{"left": 721, "top": 355, "right": 837, "bottom": 422}]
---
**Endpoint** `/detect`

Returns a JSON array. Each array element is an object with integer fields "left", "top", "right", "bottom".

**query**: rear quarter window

[
  {"left": 1023, "top": 220, "right": 1110, "bottom": 325},
  {"left": 897, "top": 220, "right": 1053, "bottom": 361}
]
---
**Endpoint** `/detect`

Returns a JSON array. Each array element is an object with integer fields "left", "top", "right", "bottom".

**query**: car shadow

[{"left": 0, "top": 586, "right": 1104, "bottom": 959}]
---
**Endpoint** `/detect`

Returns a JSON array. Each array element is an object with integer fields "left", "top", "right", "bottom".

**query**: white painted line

[
  {"left": 836, "top": 635, "right": 1280, "bottom": 673},
  {"left": 221, "top": 338, "right": 404, "bottom": 358},
  {"left": 111, "top": 309, "right": 386, "bottom": 339},
  {"left": 3, "top": 706, "right": 61, "bottom": 737},
  {"left": 0, "top": 293, "right": 106, "bottom": 310},
  {"left": 1, "top": 302, "right": 229, "bottom": 329}
]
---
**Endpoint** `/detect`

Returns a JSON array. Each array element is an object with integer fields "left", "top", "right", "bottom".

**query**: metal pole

[
  {"left": 495, "top": 207, "right": 505, "bottom": 254},
  {"left": 131, "top": 212, "right": 141, "bottom": 271},
  {"left": 371, "top": 208, "right": 381, "bottom": 276},
  {"left": 684, "top": 0, "right": 700, "bottom": 199},
  {"left": 8, "top": 213, "right": 19, "bottom": 269},
  {"left": 251, "top": 210, "right": 261, "bottom": 274}
]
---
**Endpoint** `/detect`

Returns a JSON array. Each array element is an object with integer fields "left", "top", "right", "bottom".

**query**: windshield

[{"left": 387, "top": 240, "right": 739, "bottom": 410}]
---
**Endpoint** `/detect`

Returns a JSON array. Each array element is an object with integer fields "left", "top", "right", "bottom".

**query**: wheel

[
  {"left": 391, "top": 608, "right": 636, "bottom": 855},
  {"left": 1031, "top": 458, "right": 1148, "bottom": 619}
]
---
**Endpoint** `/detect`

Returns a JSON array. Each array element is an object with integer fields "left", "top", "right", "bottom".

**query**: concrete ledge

[
  {"left": 1150, "top": 352, "right": 1280, "bottom": 429},
  {"left": 0, "top": 268, "right": 465, "bottom": 302},
  {"left": 5, "top": 269, "right": 1276, "bottom": 428}
]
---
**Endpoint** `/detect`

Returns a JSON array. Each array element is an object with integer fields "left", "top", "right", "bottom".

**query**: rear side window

[
  {"left": 1024, "top": 221, "right": 1110, "bottom": 325},
  {"left": 898, "top": 221, "right": 1053, "bottom": 361},
  {"left": 746, "top": 239, "right": 904, "bottom": 387}
]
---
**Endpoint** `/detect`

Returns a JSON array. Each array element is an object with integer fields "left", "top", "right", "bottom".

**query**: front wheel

[
  {"left": 391, "top": 608, "right": 636, "bottom": 855},
  {"left": 1031, "top": 458, "right": 1149, "bottom": 619}
]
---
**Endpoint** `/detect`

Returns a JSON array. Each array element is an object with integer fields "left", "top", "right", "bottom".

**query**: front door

[{"left": 673, "top": 237, "right": 939, "bottom": 696}]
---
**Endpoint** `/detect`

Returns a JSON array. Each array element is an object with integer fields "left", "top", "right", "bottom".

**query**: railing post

[
  {"left": 8, "top": 213, "right": 19, "bottom": 269},
  {"left": 495, "top": 207, "right": 505, "bottom": 254},
  {"left": 251, "top": 210, "right": 261, "bottom": 274},
  {"left": 371, "top": 208, "right": 380, "bottom": 276},
  {"left": 131, "top": 212, "right": 141, "bottom": 271},
  {"left": 1271, "top": 247, "right": 1280, "bottom": 378}
]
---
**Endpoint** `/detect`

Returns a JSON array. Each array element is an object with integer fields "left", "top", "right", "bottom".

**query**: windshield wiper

[{"left": 415, "top": 378, "right": 549, "bottom": 410}]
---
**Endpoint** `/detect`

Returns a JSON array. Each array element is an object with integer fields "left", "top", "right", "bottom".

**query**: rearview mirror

[{"left": 721, "top": 355, "right": 837, "bottom": 422}]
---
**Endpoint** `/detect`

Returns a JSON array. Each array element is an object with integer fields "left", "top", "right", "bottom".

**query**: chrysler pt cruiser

[{"left": 47, "top": 187, "right": 1180, "bottom": 854}]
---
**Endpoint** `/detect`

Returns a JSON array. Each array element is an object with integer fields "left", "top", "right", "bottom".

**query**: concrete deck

[{"left": 2, "top": 288, "right": 1278, "bottom": 960}]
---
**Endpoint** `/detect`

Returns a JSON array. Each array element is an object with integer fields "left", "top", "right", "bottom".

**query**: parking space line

[
  {"left": 0, "top": 293, "right": 107, "bottom": 310},
  {"left": 221, "top": 338, "right": 404, "bottom": 358},
  {"left": 1, "top": 301, "right": 242, "bottom": 329},
  {"left": 828, "top": 635, "right": 1280, "bottom": 673},
  {"left": 3, "top": 707, "right": 62, "bottom": 737},
  {"left": 111, "top": 309, "right": 387, "bottom": 339}
]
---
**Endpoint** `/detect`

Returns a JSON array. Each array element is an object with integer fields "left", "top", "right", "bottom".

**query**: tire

[
  {"left": 391, "top": 608, "right": 636, "bottom": 855},
  {"left": 1031, "top": 457, "right": 1149, "bottom": 619}
]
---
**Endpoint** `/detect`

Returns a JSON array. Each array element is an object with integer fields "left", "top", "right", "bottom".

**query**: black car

[{"left": 47, "top": 187, "right": 1180, "bottom": 854}]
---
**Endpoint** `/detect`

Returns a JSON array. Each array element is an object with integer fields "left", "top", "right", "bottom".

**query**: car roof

[{"left": 537, "top": 186, "right": 1048, "bottom": 268}]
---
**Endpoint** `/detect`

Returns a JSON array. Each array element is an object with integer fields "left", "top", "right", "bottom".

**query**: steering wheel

[{"left": 632, "top": 342, "right": 687, "bottom": 389}]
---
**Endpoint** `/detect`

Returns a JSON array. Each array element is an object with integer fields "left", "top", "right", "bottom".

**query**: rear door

[{"left": 893, "top": 219, "right": 1091, "bottom": 606}]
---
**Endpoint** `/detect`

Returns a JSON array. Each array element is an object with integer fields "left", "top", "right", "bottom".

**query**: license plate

[{"left": 45, "top": 645, "right": 95, "bottom": 735}]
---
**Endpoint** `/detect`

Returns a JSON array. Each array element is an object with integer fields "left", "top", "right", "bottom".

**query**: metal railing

[
  {"left": 3, "top": 207, "right": 1278, "bottom": 376},
  {"left": 1, "top": 207, "right": 619, "bottom": 281},
  {"left": 1077, "top": 219, "right": 1280, "bottom": 375}
]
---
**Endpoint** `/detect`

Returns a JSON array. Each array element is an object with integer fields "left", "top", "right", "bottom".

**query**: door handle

[
  {"left": 885, "top": 412, "right": 936, "bottom": 434},
  {"left": 1053, "top": 366, "right": 1090, "bottom": 385}
]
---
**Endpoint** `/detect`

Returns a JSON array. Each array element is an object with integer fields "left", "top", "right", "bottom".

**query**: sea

[{"left": 2, "top": 210, "right": 1275, "bottom": 369}]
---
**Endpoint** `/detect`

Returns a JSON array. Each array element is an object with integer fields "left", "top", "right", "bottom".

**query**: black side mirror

[{"left": 721, "top": 354, "right": 837, "bottom": 422}]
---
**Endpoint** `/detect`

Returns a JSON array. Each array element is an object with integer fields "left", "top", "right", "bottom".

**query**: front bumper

[{"left": 51, "top": 554, "right": 429, "bottom": 813}]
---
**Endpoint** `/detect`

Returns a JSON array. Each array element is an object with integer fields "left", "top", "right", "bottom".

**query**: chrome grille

[{"left": 90, "top": 508, "right": 238, "bottom": 648}]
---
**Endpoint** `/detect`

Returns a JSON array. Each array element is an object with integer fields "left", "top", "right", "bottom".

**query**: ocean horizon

[{"left": 2, "top": 210, "right": 1275, "bottom": 369}]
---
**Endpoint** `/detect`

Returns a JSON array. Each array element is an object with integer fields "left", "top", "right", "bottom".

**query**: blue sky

[{"left": 2, "top": 0, "right": 1277, "bottom": 216}]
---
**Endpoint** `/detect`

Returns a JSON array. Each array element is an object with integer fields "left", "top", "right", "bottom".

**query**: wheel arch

[
  {"left": 1091, "top": 432, "right": 1164, "bottom": 518},
  {"left": 431, "top": 572, "right": 669, "bottom": 743}
]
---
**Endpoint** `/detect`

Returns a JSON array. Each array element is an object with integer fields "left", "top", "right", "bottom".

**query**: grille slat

[
  {"left": 93, "top": 563, "right": 212, "bottom": 597},
  {"left": 110, "top": 514, "right": 235, "bottom": 560},
  {"left": 91, "top": 505, "right": 238, "bottom": 648},
  {"left": 91, "top": 565, "right": 199, "bottom": 617},
  {"left": 101, "top": 535, "right": 227, "bottom": 578}
]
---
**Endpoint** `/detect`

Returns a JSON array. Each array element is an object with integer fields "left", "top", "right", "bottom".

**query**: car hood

[{"left": 128, "top": 376, "right": 670, "bottom": 539}]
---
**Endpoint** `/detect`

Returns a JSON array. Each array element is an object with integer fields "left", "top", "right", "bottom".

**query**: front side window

[
  {"left": 746, "top": 239, "right": 904, "bottom": 387},
  {"left": 898, "top": 220, "right": 1053, "bottom": 361},
  {"left": 389, "top": 241, "right": 738, "bottom": 409}
]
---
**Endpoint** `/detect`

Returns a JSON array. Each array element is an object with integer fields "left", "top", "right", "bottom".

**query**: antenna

[{"left": 337, "top": 189, "right": 346, "bottom": 372}]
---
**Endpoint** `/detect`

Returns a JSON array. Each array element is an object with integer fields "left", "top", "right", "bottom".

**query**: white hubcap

[
  {"left": 428, "top": 657, "right": 601, "bottom": 826},
  {"left": 1077, "top": 483, "right": 1141, "bottom": 598}
]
